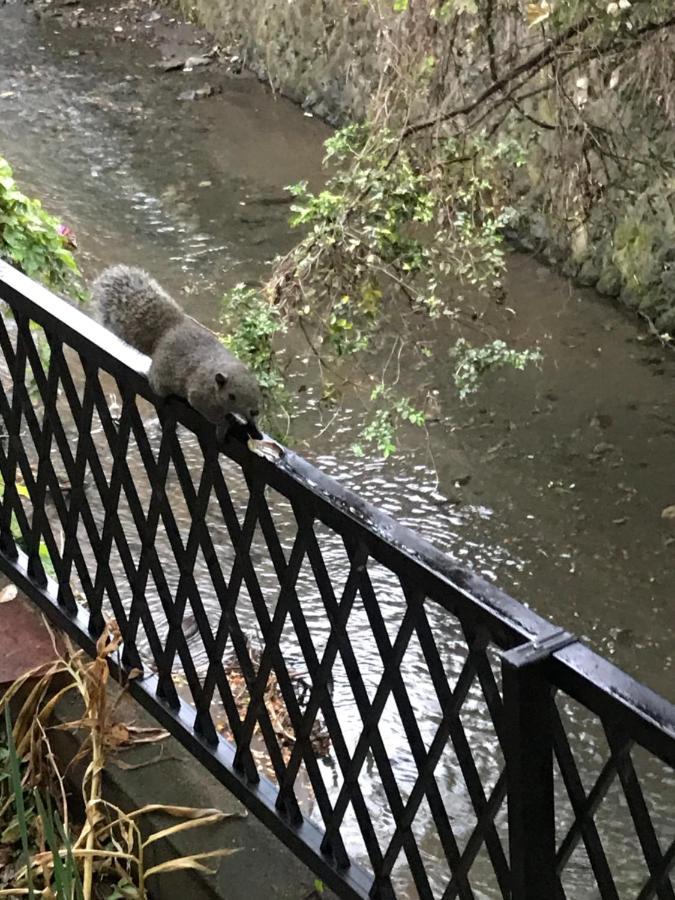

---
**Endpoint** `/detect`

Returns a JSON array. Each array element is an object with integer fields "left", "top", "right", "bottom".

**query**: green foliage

[
  {"left": 0, "top": 156, "right": 84, "bottom": 299},
  {"left": 219, "top": 283, "right": 290, "bottom": 435},
  {"left": 0, "top": 156, "right": 83, "bottom": 404},
  {"left": 264, "top": 0, "right": 674, "bottom": 456},
  {"left": 0, "top": 471, "right": 56, "bottom": 577},
  {"left": 285, "top": 125, "right": 521, "bottom": 332},
  {"left": 2, "top": 708, "right": 83, "bottom": 899},
  {"left": 356, "top": 384, "right": 426, "bottom": 459},
  {"left": 2, "top": 706, "right": 36, "bottom": 898},
  {"left": 276, "top": 123, "right": 535, "bottom": 455},
  {"left": 529, "top": 0, "right": 674, "bottom": 32},
  {"left": 612, "top": 214, "right": 659, "bottom": 296},
  {"left": 34, "top": 790, "right": 84, "bottom": 900},
  {"left": 391, "top": 0, "right": 477, "bottom": 16},
  {"left": 220, "top": 283, "right": 286, "bottom": 395},
  {"left": 450, "top": 338, "right": 542, "bottom": 399}
]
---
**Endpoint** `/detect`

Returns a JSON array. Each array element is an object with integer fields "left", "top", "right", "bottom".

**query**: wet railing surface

[{"left": 0, "top": 260, "right": 673, "bottom": 900}]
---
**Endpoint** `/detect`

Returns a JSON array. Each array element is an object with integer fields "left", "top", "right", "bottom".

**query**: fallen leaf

[
  {"left": 0, "top": 584, "right": 17, "bottom": 603},
  {"left": 107, "top": 722, "right": 131, "bottom": 747},
  {"left": 182, "top": 55, "right": 212, "bottom": 71},
  {"left": 178, "top": 84, "right": 214, "bottom": 101},
  {"left": 159, "top": 57, "right": 186, "bottom": 72}
]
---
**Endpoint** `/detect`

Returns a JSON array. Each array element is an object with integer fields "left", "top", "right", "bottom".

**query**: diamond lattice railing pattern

[{"left": 0, "top": 261, "right": 673, "bottom": 900}]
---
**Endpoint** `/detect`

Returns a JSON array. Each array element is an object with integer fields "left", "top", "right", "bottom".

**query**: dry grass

[{"left": 0, "top": 621, "right": 242, "bottom": 899}]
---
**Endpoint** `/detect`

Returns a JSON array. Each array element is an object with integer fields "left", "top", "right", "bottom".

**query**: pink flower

[{"left": 57, "top": 223, "right": 78, "bottom": 249}]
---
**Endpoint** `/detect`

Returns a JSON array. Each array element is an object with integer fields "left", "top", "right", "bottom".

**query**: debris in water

[
  {"left": 182, "top": 54, "right": 212, "bottom": 72},
  {"left": 159, "top": 53, "right": 214, "bottom": 73},
  {"left": 661, "top": 505, "right": 675, "bottom": 522},
  {"left": 590, "top": 412, "right": 613, "bottom": 430},
  {"left": 592, "top": 441, "right": 615, "bottom": 455},
  {"left": 159, "top": 57, "right": 185, "bottom": 72},
  {"left": 216, "top": 663, "right": 331, "bottom": 762},
  {"left": 178, "top": 84, "right": 214, "bottom": 101}
]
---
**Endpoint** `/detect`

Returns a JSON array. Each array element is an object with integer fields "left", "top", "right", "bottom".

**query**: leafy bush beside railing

[{"left": 0, "top": 156, "right": 83, "bottom": 300}]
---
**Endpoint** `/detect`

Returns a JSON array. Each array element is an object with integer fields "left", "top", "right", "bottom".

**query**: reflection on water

[{"left": 1, "top": 2, "right": 673, "bottom": 896}]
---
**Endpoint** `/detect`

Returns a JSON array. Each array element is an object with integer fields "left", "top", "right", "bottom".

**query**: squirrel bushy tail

[
  {"left": 92, "top": 264, "right": 184, "bottom": 356},
  {"left": 92, "top": 265, "right": 262, "bottom": 438}
]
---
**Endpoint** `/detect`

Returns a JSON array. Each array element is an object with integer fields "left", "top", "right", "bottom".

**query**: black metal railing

[{"left": 0, "top": 259, "right": 673, "bottom": 900}]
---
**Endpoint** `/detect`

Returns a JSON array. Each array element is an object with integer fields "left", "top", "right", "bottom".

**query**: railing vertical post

[{"left": 501, "top": 629, "right": 575, "bottom": 900}]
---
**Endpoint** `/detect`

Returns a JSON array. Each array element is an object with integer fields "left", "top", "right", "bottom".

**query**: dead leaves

[
  {"left": 0, "top": 621, "right": 236, "bottom": 898},
  {"left": 527, "top": 1, "right": 551, "bottom": 27},
  {"left": 104, "top": 722, "right": 169, "bottom": 753},
  {"left": 214, "top": 661, "right": 331, "bottom": 781}
]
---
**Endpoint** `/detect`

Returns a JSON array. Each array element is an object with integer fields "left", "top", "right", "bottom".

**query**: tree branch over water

[
  {"left": 247, "top": 0, "right": 675, "bottom": 455},
  {"left": 402, "top": 9, "right": 675, "bottom": 141}
]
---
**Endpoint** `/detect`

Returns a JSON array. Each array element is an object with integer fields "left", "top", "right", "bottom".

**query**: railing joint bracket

[{"left": 501, "top": 627, "right": 577, "bottom": 669}]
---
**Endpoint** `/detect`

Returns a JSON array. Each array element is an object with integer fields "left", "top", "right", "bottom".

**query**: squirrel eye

[{"left": 229, "top": 392, "right": 236, "bottom": 402}]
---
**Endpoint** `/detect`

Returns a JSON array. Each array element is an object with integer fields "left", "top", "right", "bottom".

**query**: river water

[{"left": 0, "top": 1, "right": 673, "bottom": 897}]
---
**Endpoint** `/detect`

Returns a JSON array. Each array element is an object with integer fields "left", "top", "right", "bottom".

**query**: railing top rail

[
  {"left": 1, "top": 257, "right": 673, "bottom": 765},
  {"left": 551, "top": 643, "right": 675, "bottom": 767}
]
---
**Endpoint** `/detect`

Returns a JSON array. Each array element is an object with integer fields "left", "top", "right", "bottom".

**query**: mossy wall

[
  {"left": 178, "top": 0, "right": 675, "bottom": 331},
  {"left": 177, "top": 0, "right": 381, "bottom": 122}
]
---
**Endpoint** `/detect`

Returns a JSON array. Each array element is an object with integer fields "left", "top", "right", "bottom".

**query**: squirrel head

[{"left": 189, "top": 364, "right": 262, "bottom": 438}]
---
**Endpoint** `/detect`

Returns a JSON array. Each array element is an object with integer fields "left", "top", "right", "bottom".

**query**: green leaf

[
  {"left": 1, "top": 815, "right": 23, "bottom": 844},
  {"left": 3, "top": 706, "right": 35, "bottom": 899},
  {"left": 38, "top": 540, "right": 56, "bottom": 579}
]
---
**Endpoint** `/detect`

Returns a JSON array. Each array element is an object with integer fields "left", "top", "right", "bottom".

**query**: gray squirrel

[{"left": 92, "top": 265, "right": 262, "bottom": 438}]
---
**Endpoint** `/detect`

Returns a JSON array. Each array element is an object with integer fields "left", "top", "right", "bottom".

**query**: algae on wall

[{"left": 178, "top": 0, "right": 675, "bottom": 332}]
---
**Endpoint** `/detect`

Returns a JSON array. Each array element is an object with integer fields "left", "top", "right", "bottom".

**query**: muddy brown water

[{"left": 1, "top": 1, "right": 673, "bottom": 897}]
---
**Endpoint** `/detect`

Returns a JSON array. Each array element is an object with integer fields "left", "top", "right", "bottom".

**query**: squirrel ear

[{"left": 215, "top": 372, "right": 228, "bottom": 388}]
